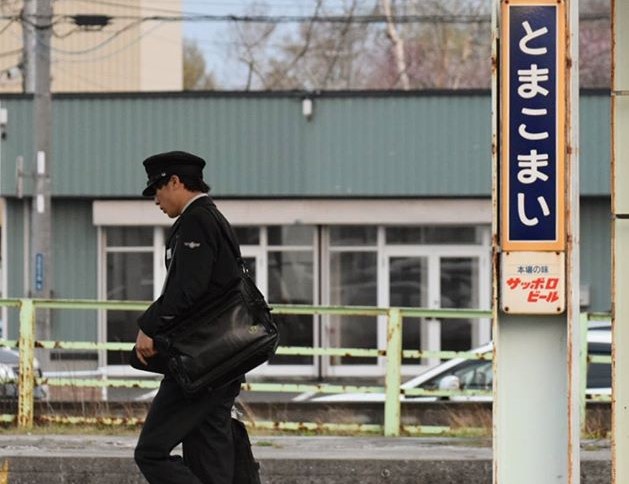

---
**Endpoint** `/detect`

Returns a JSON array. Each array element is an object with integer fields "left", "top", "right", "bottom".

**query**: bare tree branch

[
  {"left": 321, "top": 0, "right": 357, "bottom": 88},
  {"left": 232, "top": 18, "right": 275, "bottom": 90},
  {"left": 264, "top": 0, "right": 324, "bottom": 89},
  {"left": 380, "top": 0, "right": 410, "bottom": 89},
  {"left": 225, "top": 0, "right": 608, "bottom": 90}
]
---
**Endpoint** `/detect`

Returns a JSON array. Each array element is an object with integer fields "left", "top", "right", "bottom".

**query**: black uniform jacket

[{"left": 137, "top": 196, "right": 241, "bottom": 339}]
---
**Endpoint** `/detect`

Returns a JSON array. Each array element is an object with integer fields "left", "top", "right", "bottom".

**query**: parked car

[
  {"left": 0, "top": 348, "right": 48, "bottom": 400},
  {"left": 308, "top": 325, "right": 611, "bottom": 403}
]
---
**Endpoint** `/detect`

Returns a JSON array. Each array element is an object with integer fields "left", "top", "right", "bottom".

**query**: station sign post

[{"left": 494, "top": 1, "right": 580, "bottom": 483}]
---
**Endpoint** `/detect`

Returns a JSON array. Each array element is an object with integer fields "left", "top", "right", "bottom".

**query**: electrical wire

[
  {"left": 47, "top": 19, "right": 144, "bottom": 55},
  {"left": 66, "top": 0, "right": 369, "bottom": 15},
  {"left": 0, "top": 12, "right": 146, "bottom": 62},
  {"left": 57, "top": 12, "right": 611, "bottom": 25},
  {"left": 51, "top": 21, "right": 165, "bottom": 62},
  {"left": 69, "top": 0, "right": 212, "bottom": 17},
  {"left": 0, "top": 17, "right": 18, "bottom": 36},
  {"left": 6, "top": 9, "right": 612, "bottom": 27},
  {"left": 73, "top": 13, "right": 497, "bottom": 24},
  {"left": 2, "top": 2, "right": 611, "bottom": 69},
  {"left": 0, "top": 48, "right": 22, "bottom": 59}
]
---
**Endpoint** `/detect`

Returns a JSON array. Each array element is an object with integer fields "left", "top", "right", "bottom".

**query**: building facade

[
  {"left": 0, "top": 90, "right": 611, "bottom": 380},
  {"left": 0, "top": 0, "right": 182, "bottom": 93}
]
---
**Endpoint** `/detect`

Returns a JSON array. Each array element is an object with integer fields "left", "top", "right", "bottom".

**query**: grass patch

[
  {"left": 0, "top": 423, "right": 141, "bottom": 436},
  {"left": 437, "top": 427, "right": 491, "bottom": 439}
]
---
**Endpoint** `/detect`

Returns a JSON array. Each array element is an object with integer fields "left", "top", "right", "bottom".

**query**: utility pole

[
  {"left": 493, "top": 0, "right": 579, "bottom": 482},
  {"left": 612, "top": 1, "right": 629, "bottom": 482},
  {"left": 22, "top": 0, "right": 53, "bottom": 343}
]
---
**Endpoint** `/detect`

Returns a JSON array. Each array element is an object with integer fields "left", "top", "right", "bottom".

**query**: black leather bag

[{"left": 162, "top": 208, "right": 279, "bottom": 396}]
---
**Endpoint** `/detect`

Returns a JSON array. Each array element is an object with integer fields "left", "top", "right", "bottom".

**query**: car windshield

[
  {"left": 415, "top": 340, "right": 610, "bottom": 392},
  {"left": 0, "top": 349, "right": 18, "bottom": 365},
  {"left": 418, "top": 359, "right": 493, "bottom": 391}
]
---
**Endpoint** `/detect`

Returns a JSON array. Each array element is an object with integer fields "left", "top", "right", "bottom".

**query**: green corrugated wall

[
  {"left": 0, "top": 91, "right": 611, "bottom": 198},
  {"left": 50, "top": 200, "right": 98, "bottom": 341},
  {"left": 4, "top": 198, "right": 97, "bottom": 340},
  {"left": 580, "top": 198, "right": 612, "bottom": 312},
  {"left": 4, "top": 199, "right": 26, "bottom": 340}
]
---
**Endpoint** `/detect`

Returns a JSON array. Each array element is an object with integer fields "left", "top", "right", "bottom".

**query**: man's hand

[{"left": 135, "top": 329, "right": 157, "bottom": 365}]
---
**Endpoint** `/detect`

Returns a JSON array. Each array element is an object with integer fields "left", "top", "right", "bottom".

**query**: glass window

[
  {"left": 329, "top": 226, "right": 377, "bottom": 246},
  {"left": 107, "top": 227, "right": 153, "bottom": 247},
  {"left": 389, "top": 257, "right": 429, "bottom": 364},
  {"left": 268, "top": 226, "right": 313, "bottom": 246},
  {"left": 268, "top": 251, "right": 314, "bottom": 364},
  {"left": 386, "top": 226, "right": 480, "bottom": 245},
  {"left": 418, "top": 359, "right": 493, "bottom": 392},
  {"left": 234, "top": 226, "right": 260, "bottom": 245},
  {"left": 106, "top": 252, "right": 153, "bottom": 365},
  {"left": 268, "top": 251, "right": 313, "bottom": 304},
  {"left": 586, "top": 342, "right": 611, "bottom": 388},
  {"left": 440, "top": 258, "right": 478, "bottom": 351},
  {"left": 329, "top": 252, "right": 378, "bottom": 365}
]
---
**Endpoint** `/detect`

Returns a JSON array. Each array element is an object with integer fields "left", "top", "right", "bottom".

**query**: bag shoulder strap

[
  {"left": 162, "top": 202, "right": 240, "bottom": 296},
  {"left": 205, "top": 205, "right": 245, "bottom": 267}
]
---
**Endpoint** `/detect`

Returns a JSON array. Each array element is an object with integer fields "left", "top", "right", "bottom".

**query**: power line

[
  {"left": 72, "top": 0, "right": 378, "bottom": 14},
  {"left": 0, "top": 16, "right": 17, "bottom": 36},
  {"left": 0, "top": 16, "right": 156, "bottom": 60},
  {"left": 77, "top": 13, "right": 497, "bottom": 24},
  {"left": 58, "top": 12, "right": 612, "bottom": 25},
  {"left": 0, "top": 48, "right": 22, "bottom": 58},
  {"left": 0, "top": 7, "right": 611, "bottom": 65},
  {"left": 71, "top": 0, "right": 214, "bottom": 17},
  {"left": 6, "top": 11, "right": 612, "bottom": 26},
  {"left": 48, "top": 19, "right": 144, "bottom": 55},
  {"left": 52, "top": 22, "right": 165, "bottom": 62},
  {"left": 11, "top": 9, "right": 498, "bottom": 25}
]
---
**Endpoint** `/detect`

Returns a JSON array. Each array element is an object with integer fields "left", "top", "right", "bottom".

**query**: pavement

[{"left": 0, "top": 433, "right": 612, "bottom": 484}]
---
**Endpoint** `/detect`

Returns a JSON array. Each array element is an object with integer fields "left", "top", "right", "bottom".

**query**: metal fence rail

[{"left": 0, "top": 298, "right": 611, "bottom": 436}]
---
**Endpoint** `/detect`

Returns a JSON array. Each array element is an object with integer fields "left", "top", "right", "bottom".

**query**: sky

[
  {"left": 182, "top": 1, "right": 299, "bottom": 88},
  {"left": 181, "top": 0, "right": 346, "bottom": 88}
]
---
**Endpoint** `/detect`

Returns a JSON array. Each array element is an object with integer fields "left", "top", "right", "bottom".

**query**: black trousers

[{"left": 135, "top": 376, "right": 242, "bottom": 484}]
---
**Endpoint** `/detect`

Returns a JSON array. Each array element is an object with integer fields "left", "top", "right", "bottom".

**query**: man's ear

[{"left": 170, "top": 174, "right": 182, "bottom": 188}]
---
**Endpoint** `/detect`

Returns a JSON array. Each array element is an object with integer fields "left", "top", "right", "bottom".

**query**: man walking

[{"left": 133, "top": 150, "right": 242, "bottom": 484}]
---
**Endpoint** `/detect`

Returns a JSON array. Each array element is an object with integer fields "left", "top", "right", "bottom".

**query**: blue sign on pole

[
  {"left": 35, "top": 252, "right": 44, "bottom": 292},
  {"left": 501, "top": 2, "right": 565, "bottom": 251}
]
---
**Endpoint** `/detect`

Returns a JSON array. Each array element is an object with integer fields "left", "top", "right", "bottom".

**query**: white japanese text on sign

[{"left": 501, "top": 0, "right": 565, "bottom": 251}]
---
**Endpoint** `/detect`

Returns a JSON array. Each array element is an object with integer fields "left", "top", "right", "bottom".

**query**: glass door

[
  {"left": 383, "top": 250, "right": 487, "bottom": 376},
  {"left": 238, "top": 226, "right": 319, "bottom": 377},
  {"left": 388, "top": 256, "right": 431, "bottom": 366},
  {"left": 439, "top": 257, "right": 480, "bottom": 351},
  {"left": 322, "top": 225, "right": 491, "bottom": 378},
  {"left": 102, "top": 227, "right": 156, "bottom": 368}
]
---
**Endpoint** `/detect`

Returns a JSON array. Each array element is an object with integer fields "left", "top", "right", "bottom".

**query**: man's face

[{"left": 154, "top": 177, "right": 180, "bottom": 218}]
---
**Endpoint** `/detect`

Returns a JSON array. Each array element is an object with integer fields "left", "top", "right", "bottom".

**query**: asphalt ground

[{"left": 0, "top": 434, "right": 612, "bottom": 484}]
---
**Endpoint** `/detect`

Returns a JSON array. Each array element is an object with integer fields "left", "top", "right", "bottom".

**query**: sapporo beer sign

[{"left": 500, "top": 0, "right": 566, "bottom": 314}]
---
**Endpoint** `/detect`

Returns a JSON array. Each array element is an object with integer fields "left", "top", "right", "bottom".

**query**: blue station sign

[{"left": 501, "top": 0, "right": 566, "bottom": 251}]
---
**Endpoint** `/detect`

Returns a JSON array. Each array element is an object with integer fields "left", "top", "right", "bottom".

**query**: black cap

[{"left": 142, "top": 150, "right": 206, "bottom": 197}]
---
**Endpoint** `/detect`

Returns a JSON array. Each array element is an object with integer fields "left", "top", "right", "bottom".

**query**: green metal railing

[{"left": 0, "top": 298, "right": 611, "bottom": 436}]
